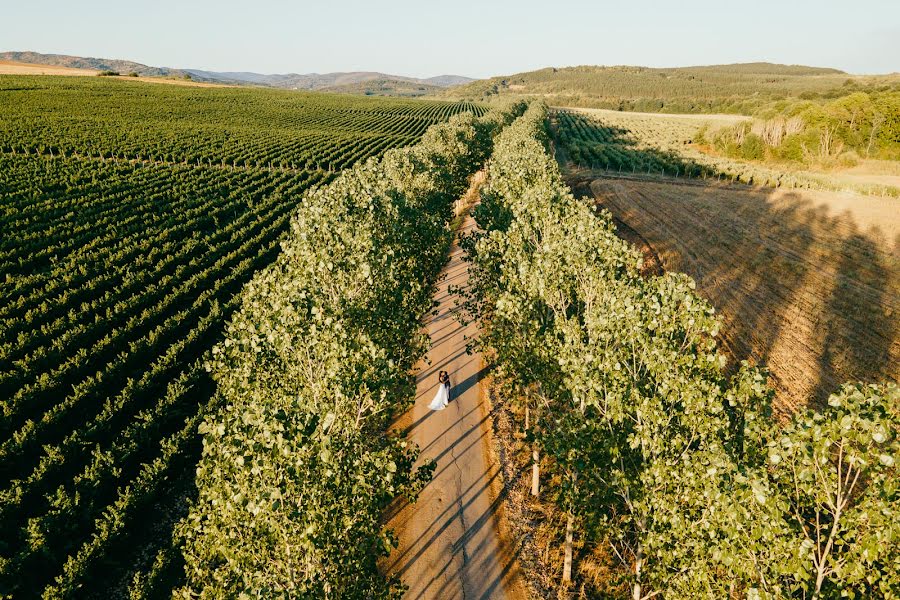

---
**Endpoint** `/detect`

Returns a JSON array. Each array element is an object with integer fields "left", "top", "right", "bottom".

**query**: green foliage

[
  {"left": 710, "top": 90, "right": 900, "bottom": 163},
  {"left": 555, "top": 108, "right": 900, "bottom": 197},
  {"left": 741, "top": 132, "right": 766, "bottom": 160},
  {"left": 751, "top": 383, "right": 900, "bottom": 598},
  {"left": 553, "top": 109, "right": 710, "bottom": 177},
  {"left": 466, "top": 101, "right": 900, "bottom": 598},
  {"left": 694, "top": 123, "right": 709, "bottom": 146},
  {"left": 176, "top": 100, "right": 525, "bottom": 598}
]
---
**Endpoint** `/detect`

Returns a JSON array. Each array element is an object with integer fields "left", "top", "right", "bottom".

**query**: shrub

[{"left": 740, "top": 132, "right": 766, "bottom": 160}]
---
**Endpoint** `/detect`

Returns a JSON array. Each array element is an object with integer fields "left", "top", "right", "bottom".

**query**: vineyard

[
  {"left": 464, "top": 103, "right": 899, "bottom": 598},
  {"left": 174, "top": 100, "right": 524, "bottom": 597},
  {"left": 552, "top": 108, "right": 900, "bottom": 197},
  {"left": 0, "top": 76, "right": 485, "bottom": 172},
  {"left": 0, "top": 75, "right": 487, "bottom": 598}
]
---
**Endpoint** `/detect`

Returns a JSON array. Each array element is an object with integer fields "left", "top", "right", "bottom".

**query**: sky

[{"left": 3, "top": 0, "right": 899, "bottom": 78}]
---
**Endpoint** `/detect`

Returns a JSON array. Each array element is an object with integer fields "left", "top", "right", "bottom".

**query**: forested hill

[{"left": 444, "top": 63, "right": 900, "bottom": 113}]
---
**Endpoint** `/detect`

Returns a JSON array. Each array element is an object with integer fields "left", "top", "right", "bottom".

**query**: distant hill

[
  {"left": 185, "top": 70, "right": 474, "bottom": 91},
  {"left": 322, "top": 78, "right": 444, "bottom": 97},
  {"left": 0, "top": 51, "right": 474, "bottom": 92},
  {"left": 680, "top": 62, "right": 846, "bottom": 76},
  {"left": 422, "top": 75, "right": 474, "bottom": 87},
  {"left": 445, "top": 63, "right": 899, "bottom": 113},
  {"left": 0, "top": 51, "right": 190, "bottom": 78}
]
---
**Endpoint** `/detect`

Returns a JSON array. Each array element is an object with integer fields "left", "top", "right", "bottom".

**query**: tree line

[
  {"left": 464, "top": 102, "right": 899, "bottom": 599},
  {"left": 700, "top": 90, "right": 900, "bottom": 164}
]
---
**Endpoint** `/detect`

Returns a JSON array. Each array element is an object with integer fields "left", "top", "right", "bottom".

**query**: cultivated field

[
  {"left": 1, "top": 57, "right": 897, "bottom": 596},
  {"left": 552, "top": 106, "right": 899, "bottom": 413},
  {"left": 555, "top": 108, "right": 900, "bottom": 196},
  {"left": 585, "top": 177, "right": 899, "bottom": 413},
  {"left": 0, "top": 75, "right": 486, "bottom": 598}
]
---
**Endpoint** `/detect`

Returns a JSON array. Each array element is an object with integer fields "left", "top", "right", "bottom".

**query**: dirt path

[{"left": 382, "top": 211, "right": 527, "bottom": 599}]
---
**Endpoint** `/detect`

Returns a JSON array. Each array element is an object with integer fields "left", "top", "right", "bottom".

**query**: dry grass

[
  {"left": 587, "top": 177, "right": 899, "bottom": 414},
  {"left": 570, "top": 106, "right": 748, "bottom": 127},
  {"left": 0, "top": 61, "right": 232, "bottom": 88},
  {"left": 565, "top": 108, "right": 900, "bottom": 193},
  {"left": 818, "top": 160, "right": 900, "bottom": 189},
  {"left": 0, "top": 60, "right": 98, "bottom": 76},
  {"left": 486, "top": 383, "right": 630, "bottom": 599},
  {"left": 110, "top": 76, "right": 234, "bottom": 88}
]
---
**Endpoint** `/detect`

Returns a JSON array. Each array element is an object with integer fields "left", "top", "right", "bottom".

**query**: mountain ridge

[{"left": 0, "top": 51, "right": 475, "bottom": 89}]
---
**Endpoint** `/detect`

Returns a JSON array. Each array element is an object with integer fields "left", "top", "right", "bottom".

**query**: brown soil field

[
  {"left": 584, "top": 176, "right": 899, "bottom": 414},
  {"left": 110, "top": 75, "right": 234, "bottom": 88},
  {"left": 0, "top": 60, "right": 98, "bottom": 76},
  {"left": 0, "top": 61, "right": 231, "bottom": 88}
]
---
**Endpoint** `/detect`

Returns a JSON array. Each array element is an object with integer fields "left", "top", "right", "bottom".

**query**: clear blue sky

[{"left": 4, "top": 0, "right": 898, "bottom": 77}]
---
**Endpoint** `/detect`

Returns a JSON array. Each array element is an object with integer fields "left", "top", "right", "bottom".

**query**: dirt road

[{"left": 382, "top": 212, "right": 526, "bottom": 599}]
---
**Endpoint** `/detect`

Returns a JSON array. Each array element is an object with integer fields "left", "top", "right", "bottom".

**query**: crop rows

[
  {"left": 553, "top": 108, "right": 900, "bottom": 196},
  {"left": 176, "top": 102, "right": 524, "bottom": 597},
  {"left": 0, "top": 77, "right": 486, "bottom": 598},
  {"left": 553, "top": 109, "right": 713, "bottom": 177},
  {"left": 0, "top": 76, "right": 485, "bottom": 171}
]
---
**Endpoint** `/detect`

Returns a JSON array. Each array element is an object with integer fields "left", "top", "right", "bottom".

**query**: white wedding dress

[{"left": 428, "top": 383, "right": 450, "bottom": 411}]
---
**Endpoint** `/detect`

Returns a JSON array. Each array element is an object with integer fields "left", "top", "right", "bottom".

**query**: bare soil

[
  {"left": 568, "top": 106, "right": 748, "bottom": 127},
  {"left": 0, "top": 59, "right": 98, "bottom": 76},
  {"left": 587, "top": 177, "right": 899, "bottom": 414},
  {"left": 111, "top": 76, "right": 234, "bottom": 88},
  {"left": 0, "top": 61, "right": 232, "bottom": 88}
]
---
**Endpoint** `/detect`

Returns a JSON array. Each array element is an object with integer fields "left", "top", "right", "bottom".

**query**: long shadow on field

[
  {"left": 558, "top": 122, "right": 899, "bottom": 414},
  {"left": 811, "top": 232, "right": 898, "bottom": 403}
]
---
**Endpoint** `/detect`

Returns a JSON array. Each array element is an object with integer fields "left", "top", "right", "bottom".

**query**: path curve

[{"left": 382, "top": 210, "right": 526, "bottom": 600}]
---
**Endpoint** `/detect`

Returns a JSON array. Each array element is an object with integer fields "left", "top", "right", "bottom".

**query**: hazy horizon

[{"left": 3, "top": 0, "right": 899, "bottom": 78}]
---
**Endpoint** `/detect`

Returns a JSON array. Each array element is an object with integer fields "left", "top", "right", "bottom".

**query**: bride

[{"left": 428, "top": 370, "right": 451, "bottom": 410}]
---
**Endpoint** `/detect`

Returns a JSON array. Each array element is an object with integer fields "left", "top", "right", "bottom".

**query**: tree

[{"left": 762, "top": 383, "right": 900, "bottom": 598}]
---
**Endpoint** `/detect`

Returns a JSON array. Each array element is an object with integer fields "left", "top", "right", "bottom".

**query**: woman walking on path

[{"left": 428, "top": 370, "right": 451, "bottom": 410}]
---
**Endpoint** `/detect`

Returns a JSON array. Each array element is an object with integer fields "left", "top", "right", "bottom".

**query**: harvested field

[
  {"left": 0, "top": 60, "right": 97, "bottom": 76},
  {"left": 111, "top": 75, "right": 233, "bottom": 88},
  {"left": 0, "top": 61, "right": 230, "bottom": 87},
  {"left": 585, "top": 177, "right": 899, "bottom": 414}
]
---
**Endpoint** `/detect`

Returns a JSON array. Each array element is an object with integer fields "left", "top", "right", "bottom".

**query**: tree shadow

[
  {"left": 812, "top": 232, "right": 898, "bottom": 403},
  {"left": 559, "top": 125, "right": 898, "bottom": 414}
]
